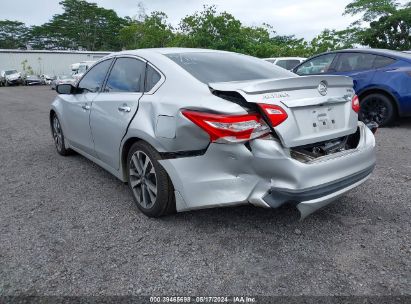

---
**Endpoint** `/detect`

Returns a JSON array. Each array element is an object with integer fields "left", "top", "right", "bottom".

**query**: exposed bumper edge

[
  {"left": 295, "top": 170, "right": 373, "bottom": 220},
  {"left": 263, "top": 165, "right": 374, "bottom": 219},
  {"left": 263, "top": 166, "right": 374, "bottom": 207}
]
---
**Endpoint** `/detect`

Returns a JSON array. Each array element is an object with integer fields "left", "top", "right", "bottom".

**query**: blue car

[{"left": 293, "top": 49, "right": 411, "bottom": 126}]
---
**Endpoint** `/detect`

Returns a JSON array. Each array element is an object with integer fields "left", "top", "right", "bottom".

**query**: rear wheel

[
  {"left": 359, "top": 93, "right": 396, "bottom": 127},
  {"left": 127, "top": 141, "right": 175, "bottom": 217}
]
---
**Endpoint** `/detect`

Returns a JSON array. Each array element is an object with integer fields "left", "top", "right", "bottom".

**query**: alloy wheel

[
  {"left": 360, "top": 97, "right": 388, "bottom": 125},
  {"left": 129, "top": 151, "right": 158, "bottom": 209},
  {"left": 52, "top": 116, "right": 63, "bottom": 151}
]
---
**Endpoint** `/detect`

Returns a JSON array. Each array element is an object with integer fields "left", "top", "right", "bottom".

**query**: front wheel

[
  {"left": 51, "top": 114, "right": 71, "bottom": 156},
  {"left": 127, "top": 141, "right": 175, "bottom": 217},
  {"left": 359, "top": 93, "right": 396, "bottom": 127}
]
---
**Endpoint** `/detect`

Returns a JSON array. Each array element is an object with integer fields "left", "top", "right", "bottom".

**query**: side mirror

[{"left": 56, "top": 83, "right": 75, "bottom": 94}]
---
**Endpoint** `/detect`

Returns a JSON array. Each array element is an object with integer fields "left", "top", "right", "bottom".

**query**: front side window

[
  {"left": 166, "top": 52, "right": 293, "bottom": 84},
  {"left": 334, "top": 53, "right": 376, "bottom": 72},
  {"left": 78, "top": 59, "right": 113, "bottom": 93},
  {"left": 105, "top": 57, "right": 145, "bottom": 93},
  {"left": 295, "top": 54, "right": 337, "bottom": 75}
]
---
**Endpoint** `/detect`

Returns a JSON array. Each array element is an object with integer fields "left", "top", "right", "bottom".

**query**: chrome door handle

[
  {"left": 82, "top": 104, "right": 90, "bottom": 110},
  {"left": 118, "top": 105, "right": 131, "bottom": 112}
]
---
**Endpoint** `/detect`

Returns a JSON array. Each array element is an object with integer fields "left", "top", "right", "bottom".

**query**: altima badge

[{"left": 318, "top": 81, "right": 328, "bottom": 96}]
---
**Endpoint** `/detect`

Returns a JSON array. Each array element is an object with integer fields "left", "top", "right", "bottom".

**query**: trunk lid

[{"left": 209, "top": 75, "right": 357, "bottom": 148}]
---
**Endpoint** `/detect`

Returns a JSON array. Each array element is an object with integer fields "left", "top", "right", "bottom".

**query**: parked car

[
  {"left": 0, "top": 69, "right": 23, "bottom": 86},
  {"left": 50, "top": 48, "right": 376, "bottom": 219},
  {"left": 293, "top": 49, "right": 411, "bottom": 126},
  {"left": 41, "top": 74, "right": 53, "bottom": 85},
  {"left": 24, "top": 75, "right": 44, "bottom": 86},
  {"left": 71, "top": 61, "right": 96, "bottom": 80},
  {"left": 264, "top": 57, "right": 306, "bottom": 70},
  {"left": 51, "top": 75, "right": 76, "bottom": 90}
]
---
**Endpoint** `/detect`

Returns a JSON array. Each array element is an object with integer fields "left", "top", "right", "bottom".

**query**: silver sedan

[{"left": 50, "top": 48, "right": 376, "bottom": 218}]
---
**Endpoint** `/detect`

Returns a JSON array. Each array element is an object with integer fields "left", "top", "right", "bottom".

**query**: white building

[{"left": 0, "top": 49, "right": 111, "bottom": 76}]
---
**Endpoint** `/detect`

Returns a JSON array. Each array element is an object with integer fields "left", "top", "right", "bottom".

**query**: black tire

[
  {"left": 127, "top": 141, "right": 176, "bottom": 217},
  {"left": 359, "top": 93, "right": 396, "bottom": 127},
  {"left": 51, "top": 114, "right": 71, "bottom": 156}
]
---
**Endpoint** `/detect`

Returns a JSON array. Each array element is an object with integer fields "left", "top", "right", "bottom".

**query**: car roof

[
  {"left": 264, "top": 57, "right": 306, "bottom": 60},
  {"left": 115, "top": 47, "right": 230, "bottom": 56},
  {"left": 99, "top": 48, "right": 270, "bottom": 75},
  {"left": 100, "top": 48, "right": 244, "bottom": 66},
  {"left": 319, "top": 48, "right": 411, "bottom": 62}
]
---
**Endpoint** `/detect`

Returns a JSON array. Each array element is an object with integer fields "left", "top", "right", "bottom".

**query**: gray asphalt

[{"left": 0, "top": 86, "right": 410, "bottom": 296}]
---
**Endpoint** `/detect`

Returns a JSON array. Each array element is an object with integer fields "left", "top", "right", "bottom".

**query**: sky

[{"left": 0, "top": 0, "right": 363, "bottom": 40}]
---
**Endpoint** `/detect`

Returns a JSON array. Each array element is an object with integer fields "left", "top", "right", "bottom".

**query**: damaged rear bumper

[
  {"left": 265, "top": 166, "right": 374, "bottom": 219},
  {"left": 159, "top": 122, "right": 376, "bottom": 218}
]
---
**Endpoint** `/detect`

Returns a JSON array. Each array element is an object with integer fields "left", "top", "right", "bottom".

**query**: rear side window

[
  {"left": 276, "top": 60, "right": 300, "bottom": 70},
  {"left": 78, "top": 59, "right": 113, "bottom": 93},
  {"left": 334, "top": 53, "right": 376, "bottom": 72},
  {"left": 166, "top": 52, "right": 293, "bottom": 84},
  {"left": 295, "top": 54, "right": 337, "bottom": 75},
  {"left": 105, "top": 57, "right": 145, "bottom": 93},
  {"left": 145, "top": 65, "right": 161, "bottom": 92},
  {"left": 373, "top": 55, "right": 396, "bottom": 68}
]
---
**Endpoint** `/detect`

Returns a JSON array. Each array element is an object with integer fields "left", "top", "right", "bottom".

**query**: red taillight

[
  {"left": 258, "top": 104, "right": 288, "bottom": 127},
  {"left": 352, "top": 95, "right": 360, "bottom": 113},
  {"left": 182, "top": 110, "right": 270, "bottom": 143}
]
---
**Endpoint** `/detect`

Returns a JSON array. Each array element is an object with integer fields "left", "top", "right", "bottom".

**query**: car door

[
  {"left": 331, "top": 52, "right": 377, "bottom": 92},
  {"left": 89, "top": 56, "right": 146, "bottom": 170},
  {"left": 62, "top": 58, "right": 113, "bottom": 156}
]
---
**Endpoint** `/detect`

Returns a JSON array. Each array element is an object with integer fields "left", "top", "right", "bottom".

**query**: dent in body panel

[{"left": 159, "top": 123, "right": 375, "bottom": 213}]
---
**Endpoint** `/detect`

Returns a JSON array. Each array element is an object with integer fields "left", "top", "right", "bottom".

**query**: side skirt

[{"left": 65, "top": 139, "right": 126, "bottom": 182}]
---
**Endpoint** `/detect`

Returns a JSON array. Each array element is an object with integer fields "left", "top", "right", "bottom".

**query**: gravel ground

[{"left": 0, "top": 86, "right": 410, "bottom": 297}]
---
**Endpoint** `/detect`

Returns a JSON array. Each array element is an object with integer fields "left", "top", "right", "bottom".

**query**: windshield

[
  {"left": 165, "top": 52, "right": 294, "bottom": 84},
  {"left": 5, "top": 70, "right": 18, "bottom": 75}
]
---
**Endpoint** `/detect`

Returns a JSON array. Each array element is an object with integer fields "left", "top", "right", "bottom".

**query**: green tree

[
  {"left": 309, "top": 29, "right": 356, "bottom": 54},
  {"left": 344, "top": 0, "right": 411, "bottom": 50},
  {"left": 0, "top": 20, "right": 29, "bottom": 49},
  {"left": 344, "top": 0, "right": 399, "bottom": 23},
  {"left": 119, "top": 12, "right": 174, "bottom": 49},
  {"left": 360, "top": 8, "right": 411, "bottom": 49},
  {"left": 176, "top": 5, "right": 246, "bottom": 51},
  {"left": 172, "top": 5, "right": 309, "bottom": 58},
  {"left": 30, "top": 0, "right": 129, "bottom": 50}
]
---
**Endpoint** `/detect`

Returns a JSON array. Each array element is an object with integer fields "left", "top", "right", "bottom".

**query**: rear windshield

[
  {"left": 165, "top": 52, "right": 293, "bottom": 84},
  {"left": 5, "top": 70, "right": 18, "bottom": 75}
]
